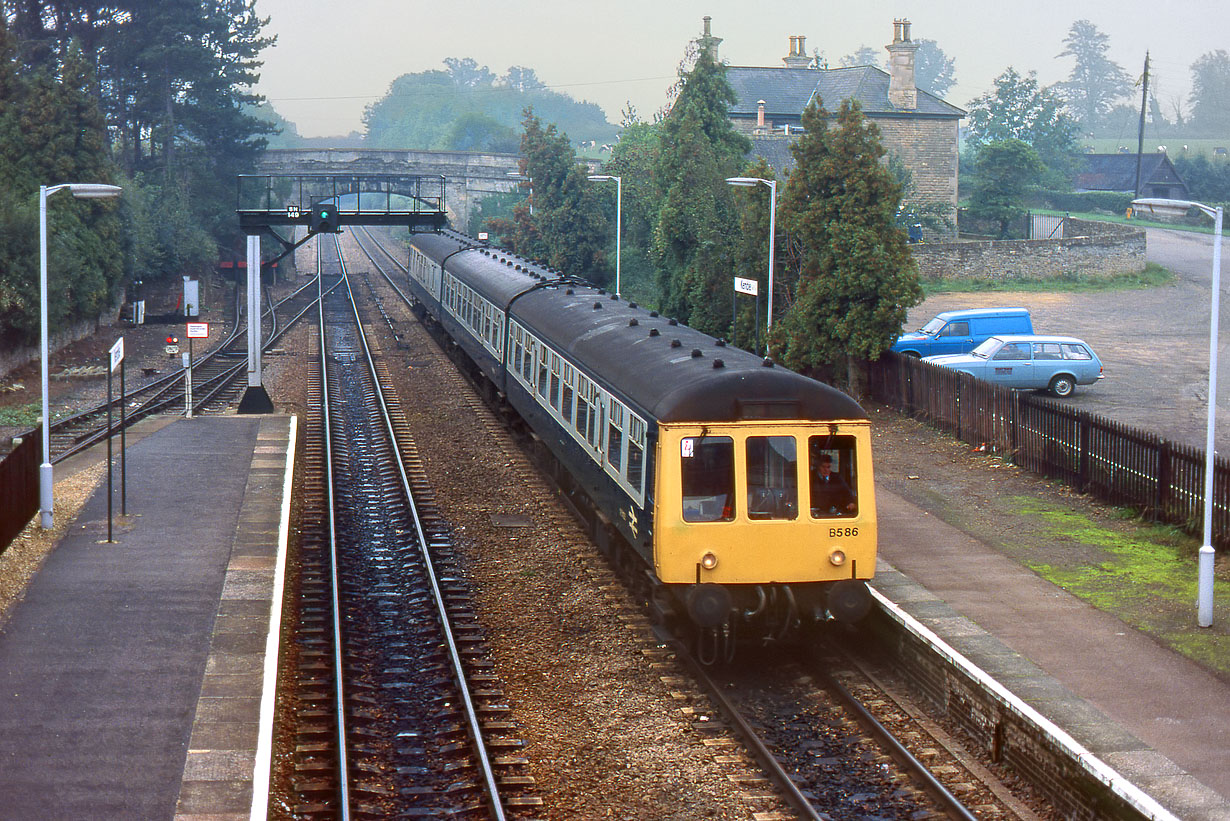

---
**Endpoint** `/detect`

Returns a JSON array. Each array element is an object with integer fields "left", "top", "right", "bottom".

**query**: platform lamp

[
  {"left": 39, "top": 182, "right": 123, "bottom": 529},
  {"left": 1132, "top": 197, "right": 1223, "bottom": 627},
  {"left": 725, "top": 176, "right": 777, "bottom": 340},
  {"left": 587, "top": 174, "right": 621, "bottom": 298}
]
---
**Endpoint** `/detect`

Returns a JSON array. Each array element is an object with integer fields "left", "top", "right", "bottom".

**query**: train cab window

[
  {"left": 808, "top": 435, "right": 858, "bottom": 518},
  {"left": 681, "top": 436, "right": 735, "bottom": 522},
  {"left": 746, "top": 436, "right": 798, "bottom": 520}
]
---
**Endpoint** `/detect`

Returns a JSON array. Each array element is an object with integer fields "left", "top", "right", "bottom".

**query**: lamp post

[
  {"left": 1132, "top": 197, "right": 1223, "bottom": 627},
  {"left": 39, "top": 182, "right": 123, "bottom": 529},
  {"left": 588, "top": 174, "right": 621, "bottom": 298},
  {"left": 726, "top": 176, "right": 777, "bottom": 335}
]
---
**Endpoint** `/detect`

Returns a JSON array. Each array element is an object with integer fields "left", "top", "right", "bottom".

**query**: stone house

[{"left": 700, "top": 18, "right": 964, "bottom": 222}]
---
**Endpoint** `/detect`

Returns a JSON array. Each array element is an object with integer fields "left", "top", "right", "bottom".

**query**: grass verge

[{"left": 1009, "top": 495, "right": 1230, "bottom": 678}]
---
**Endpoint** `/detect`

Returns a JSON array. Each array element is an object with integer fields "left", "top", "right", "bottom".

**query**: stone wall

[{"left": 911, "top": 219, "right": 1146, "bottom": 282}]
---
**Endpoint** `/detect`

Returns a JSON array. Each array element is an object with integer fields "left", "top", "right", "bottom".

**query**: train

[{"left": 399, "top": 228, "right": 877, "bottom": 660}]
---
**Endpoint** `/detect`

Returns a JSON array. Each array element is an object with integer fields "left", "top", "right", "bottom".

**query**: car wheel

[
  {"left": 902, "top": 350, "right": 921, "bottom": 358},
  {"left": 1049, "top": 375, "right": 1075, "bottom": 397}
]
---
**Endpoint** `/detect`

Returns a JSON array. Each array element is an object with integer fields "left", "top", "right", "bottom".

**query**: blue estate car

[{"left": 922, "top": 335, "right": 1105, "bottom": 397}]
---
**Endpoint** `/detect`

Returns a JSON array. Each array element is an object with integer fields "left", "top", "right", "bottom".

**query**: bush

[{"left": 1042, "top": 190, "right": 1134, "bottom": 214}]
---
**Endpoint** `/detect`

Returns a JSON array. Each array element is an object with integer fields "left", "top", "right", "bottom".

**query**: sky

[{"left": 252, "top": 0, "right": 1229, "bottom": 139}]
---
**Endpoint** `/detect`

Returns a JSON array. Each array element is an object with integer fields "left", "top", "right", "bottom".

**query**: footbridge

[{"left": 257, "top": 148, "right": 531, "bottom": 228}]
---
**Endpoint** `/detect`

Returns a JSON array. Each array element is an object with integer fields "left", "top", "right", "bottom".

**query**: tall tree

[
  {"left": 602, "top": 110, "right": 662, "bottom": 304},
  {"left": 965, "top": 67, "right": 1079, "bottom": 184},
  {"left": 967, "top": 139, "right": 1044, "bottom": 238},
  {"left": 489, "top": 110, "right": 609, "bottom": 284},
  {"left": 1189, "top": 50, "right": 1230, "bottom": 135},
  {"left": 651, "top": 44, "right": 748, "bottom": 331},
  {"left": 914, "top": 39, "right": 956, "bottom": 98},
  {"left": 1056, "top": 19, "right": 1132, "bottom": 132},
  {"left": 838, "top": 46, "right": 882, "bottom": 69},
  {"left": 773, "top": 99, "right": 922, "bottom": 389}
]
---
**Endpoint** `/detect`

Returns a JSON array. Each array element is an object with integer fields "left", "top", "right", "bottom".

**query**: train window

[
  {"left": 537, "top": 350, "right": 549, "bottom": 398},
  {"left": 607, "top": 402, "right": 624, "bottom": 470},
  {"left": 522, "top": 339, "right": 534, "bottom": 383},
  {"left": 561, "top": 365, "right": 575, "bottom": 424},
  {"left": 681, "top": 437, "right": 735, "bottom": 522},
  {"left": 808, "top": 435, "right": 858, "bottom": 519},
  {"left": 511, "top": 327, "right": 523, "bottom": 374},
  {"left": 626, "top": 416, "right": 645, "bottom": 491},
  {"left": 746, "top": 436, "right": 798, "bottom": 520},
  {"left": 575, "top": 378, "right": 590, "bottom": 438},
  {"left": 550, "top": 354, "right": 562, "bottom": 409}
]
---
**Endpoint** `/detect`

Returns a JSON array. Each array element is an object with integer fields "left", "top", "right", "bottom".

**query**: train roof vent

[
  {"left": 649, "top": 311, "right": 659, "bottom": 317},
  {"left": 668, "top": 318, "right": 678, "bottom": 326},
  {"left": 629, "top": 302, "right": 638, "bottom": 309},
  {"left": 609, "top": 293, "right": 618, "bottom": 300},
  {"left": 762, "top": 357, "right": 775, "bottom": 367},
  {"left": 514, "top": 264, "right": 521, "bottom": 270},
  {"left": 629, "top": 318, "right": 639, "bottom": 326},
  {"left": 691, "top": 348, "right": 702, "bottom": 358},
  {"left": 593, "top": 302, "right": 603, "bottom": 309},
  {"left": 670, "top": 339, "right": 681, "bottom": 348},
  {"left": 713, "top": 359, "right": 725, "bottom": 368},
  {"left": 715, "top": 338, "right": 727, "bottom": 347},
  {"left": 565, "top": 288, "right": 574, "bottom": 295},
  {"left": 649, "top": 328, "right": 660, "bottom": 337}
]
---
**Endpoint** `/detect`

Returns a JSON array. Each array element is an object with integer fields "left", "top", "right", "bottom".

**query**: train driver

[{"left": 811, "top": 453, "right": 856, "bottom": 516}]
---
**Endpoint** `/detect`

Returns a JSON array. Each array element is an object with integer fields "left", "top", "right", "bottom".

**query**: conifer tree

[
  {"left": 773, "top": 98, "right": 922, "bottom": 390},
  {"left": 490, "top": 110, "right": 609, "bottom": 283},
  {"left": 651, "top": 45, "right": 749, "bottom": 331}
]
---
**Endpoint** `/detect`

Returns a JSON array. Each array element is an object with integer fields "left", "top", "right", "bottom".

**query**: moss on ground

[{"left": 1009, "top": 496, "right": 1230, "bottom": 676}]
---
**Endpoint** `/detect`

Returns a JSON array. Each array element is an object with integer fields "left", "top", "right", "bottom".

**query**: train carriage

[{"left": 402, "top": 229, "right": 876, "bottom": 655}]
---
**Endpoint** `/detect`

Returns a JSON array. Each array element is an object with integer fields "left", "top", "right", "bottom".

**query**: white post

[
  {"left": 1199, "top": 205, "right": 1223, "bottom": 627},
  {"left": 615, "top": 177, "right": 622, "bottom": 299},
  {"left": 246, "top": 234, "right": 262, "bottom": 388},
  {"left": 38, "top": 186, "right": 53, "bottom": 529},
  {"left": 766, "top": 179, "right": 776, "bottom": 332}
]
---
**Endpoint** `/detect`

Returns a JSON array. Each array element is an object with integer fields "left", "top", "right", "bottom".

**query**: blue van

[{"left": 891, "top": 307, "right": 1033, "bottom": 357}]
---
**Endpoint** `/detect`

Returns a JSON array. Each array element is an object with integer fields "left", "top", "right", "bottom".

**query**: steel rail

[
  {"left": 319, "top": 235, "right": 352, "bottom": 820},
  {"left": 331, "top": 233, "right": 508, "bottom": 821}
]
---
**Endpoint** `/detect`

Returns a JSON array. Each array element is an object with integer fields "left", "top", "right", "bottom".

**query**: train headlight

[
  {"left": 700, "top": 552, "right": 719, "bottom": 570},
  {"left": 828, "top": 548, "right": 847, "bottom": 567}
]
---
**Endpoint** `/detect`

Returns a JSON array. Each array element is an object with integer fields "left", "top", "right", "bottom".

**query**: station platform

[
  {"left": 0, "top": 414, "right": 294, "bottom": 821},
  {"left": 0, "top": 409, "right": 1225, "bottom": 819},
  {"left": 876, "top": 489, "right": 1230, "bottom": 821}
]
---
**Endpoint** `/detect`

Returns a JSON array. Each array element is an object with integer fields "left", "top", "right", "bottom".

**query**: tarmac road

[{"left": 905, "top": 226, "right": 1230, "bottom": 452}]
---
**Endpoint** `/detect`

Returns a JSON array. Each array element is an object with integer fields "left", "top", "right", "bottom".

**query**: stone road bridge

[{"left": 257, "top": 148, "right": 600, "bottom": 230}]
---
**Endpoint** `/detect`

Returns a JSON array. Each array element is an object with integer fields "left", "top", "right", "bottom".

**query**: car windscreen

[
  {"left": 970, "top": 337, "right": 1001, "bottom": 358},
  {"left": 919, "top": 317, "right": 946, "bottom": 334}
]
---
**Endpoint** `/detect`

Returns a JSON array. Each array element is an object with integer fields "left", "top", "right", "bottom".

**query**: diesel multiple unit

[{"left": 402, "top": 229, "right": 877, "bottom": 654}]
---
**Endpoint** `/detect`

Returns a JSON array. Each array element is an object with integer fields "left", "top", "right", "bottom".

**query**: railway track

[
  {"left": 344, "top": 225, "right": 1048, "bottom": 820},
  {"left": 45, "top": 272, "right": 324, "bottom": 464},
  {"left": 283, "top": 233, "right": 539, "bottom": 818}
]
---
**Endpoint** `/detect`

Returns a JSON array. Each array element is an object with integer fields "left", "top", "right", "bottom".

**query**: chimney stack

[
  {"left": 757, "top": 100, "right": 766, "bottom": 128},
  {"left": 783, "top": 34, "right": 811, "bottom": 68},
  {"left": 699, "top": 16, "right": 723, "bottom": 61},
  {"left": 885, "top": 18, "right": 919, "bottom": 109}
]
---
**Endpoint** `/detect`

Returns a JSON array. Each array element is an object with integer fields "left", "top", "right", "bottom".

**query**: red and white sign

[{"left": 186, "top": 322, "right": 209, "bottom": 339}]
